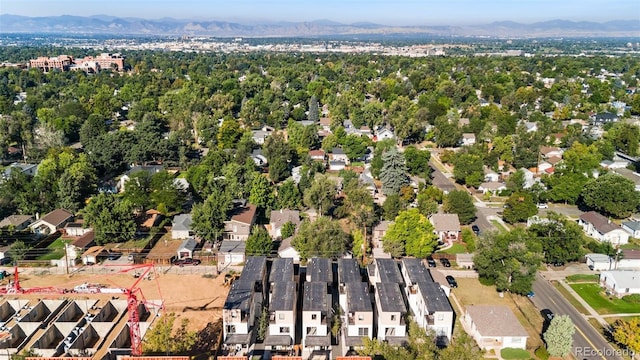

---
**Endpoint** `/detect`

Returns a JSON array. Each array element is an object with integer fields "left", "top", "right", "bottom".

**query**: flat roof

[
  {"left": 401, "top": 258, "right": 433, "bottom": 284},
  {"left": 374, "top": 258, "right": 404, "bottom": 284},
  {"left": 338, "top": 258, "right": 361, "bottom": 284},
  {"left": 239, "top": 256, "right": 267, "bottom": 283},
  {"left": 417, "top": 281, "right": 453, "bottom": 313},
  {"left": 270, "top": 258, "right": 294, "bottom": 283},
  {"left": 224, "top": 280, "right": 255, "bottom": 311},
  {"left": 270, "top": 281, "right": 296, "bottom": 311},
  {"left": 346, "top": 282, "right": 372, "bottom": 312},
  {"left": 376, "top": 282, "right": 406, "bottom": 313},
  {"left": 303, "top": 282, "right": 329, "bottom": 312},
  {"left": 307, "top": 258, "right": 332, "bottom": 283}
]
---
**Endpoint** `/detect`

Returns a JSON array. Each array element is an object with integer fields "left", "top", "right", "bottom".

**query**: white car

[{"left": 537, "top": 203, "right": 549, "bottom": 209}]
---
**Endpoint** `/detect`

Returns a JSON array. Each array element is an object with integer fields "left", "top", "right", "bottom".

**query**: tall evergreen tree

[
  {"left": 308, "top": 95, "right": 320, "bottom": 123},
  {"left": 380, "top": 147, "right": 409, "bottom": 195}
]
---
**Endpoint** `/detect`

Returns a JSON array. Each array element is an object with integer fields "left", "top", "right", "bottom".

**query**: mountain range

[{"left": 1, "top": 14, "right": 638, "bottom": 38}]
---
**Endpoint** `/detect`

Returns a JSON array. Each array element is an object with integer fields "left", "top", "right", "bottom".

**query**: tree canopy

[
  {"left": 442, "top": 190, "right": 476, "bottom": 225},
  {"left": 380, "top": 147, "right": 409, "bottom": 196},
  {"left": 382, "top": 209, "right": 439, "bottom": 258},
  {"left": 581, "top": 173, "right": 640, "bottom": 218},
  {"left": 292, "top": 217, "right": 349, "bottom": 259}
]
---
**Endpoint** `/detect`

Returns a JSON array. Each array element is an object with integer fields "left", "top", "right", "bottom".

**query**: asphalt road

[{"left": 530, "top": 274, "right": 623, "bottom": 360}]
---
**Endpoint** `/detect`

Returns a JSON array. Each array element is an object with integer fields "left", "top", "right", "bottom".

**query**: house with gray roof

[
  {"left": 0, "top": 214, "right": 33, "bottom": 231},
  {"left": 265, "top": 281, "right": 297, "bottom": 353},
  {"left": 374, "top": 282, "right": 407, "bottom": 344},
  {"left": 340, "top": 282, "right": 373, "bottom": 351},
  {"left": 367, "top": 258, "right": 404, "bottom": 285},
  {"left": 600, "top": 270, "right": 640, "bottom": 297},
  {"left": 463, "top": 305, "right": 529, "bottom": 350},
  {"left": 429, "top": 213, "right": 461, "bottom": 243},
  {"left": 302, "top": 282, "right": 332, "bottom": 355},
  {"left": 585, "top": 253, "right": 613, "bottom": 271},
  {"left": 171, "top": 214, "right": 193, "bottom": 239},
  {"left": 372, "top": 221, "right": 393, "bottom": 248},
  {"left": 578, "top": 211, "right": 629, "bottom": 246},
  {"left": 622, "top": 220, "right": 640, "bottom": 238},
  {"left": 2, "top": 162, "right": 37, "bottom": 180},
  {"left": 306, "top": 258, "right": 333, "bottom": 283},
  {"left": 218, "top": 240, "right": 246, "bottom": 266},
  {"left": 269, "top": 258, "right": 294, "bottom": 285},
  {"left": 269, "top": 209, "right": 300, "bottom": 239},
  {"left": 177, "top": 238, "right": 197, "bottom": 259},
  {"left": 617, "top": 250, "right": 640, "bottom": 270}
]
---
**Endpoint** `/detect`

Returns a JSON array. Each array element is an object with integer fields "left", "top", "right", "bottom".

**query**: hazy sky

[{"left": 1, "top": 0, "right": 638, "bottom": 25}]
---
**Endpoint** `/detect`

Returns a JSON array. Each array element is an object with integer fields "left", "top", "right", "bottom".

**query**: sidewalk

[{"left": 557, "top": 280, "right": 610, "bottom": 328}]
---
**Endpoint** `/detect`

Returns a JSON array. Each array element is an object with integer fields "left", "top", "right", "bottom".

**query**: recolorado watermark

[{"left": 575, "top": 347, "right": 634, "bottom": 357}]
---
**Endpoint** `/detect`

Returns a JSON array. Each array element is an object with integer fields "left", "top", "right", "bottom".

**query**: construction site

[{"left": 0, "top": 264, "right": 230, "bottom": 360}]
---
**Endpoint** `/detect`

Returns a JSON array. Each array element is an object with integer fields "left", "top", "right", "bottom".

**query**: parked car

[
  {"left": 540, "top": 309, "right": 554, "bottom": 322},
  {"left": 551, "top": 261, "right": 565, "bottom": 267},
  {"left": 471, "top": 225, "right": 480, "bottom": 235},
  {"left": 426, "top": 257, "right": 437, "bottom": 267},
  {"left": 445, "top": 275, "right": 458, "bottom": 288},
  {"left": 527, "top": 291, "right": 535, "bottom": 298},
  {"left": 173, "top": 258, "right": 201, "bottom": 267},
  {"left": 537, "top": 203, "right": 549, "bottom": 209},
  {"left": 440, "top": 258, "right": 451, "bottom": 267},
  {"left": 107, "top": 252, "right": 122, "bottom": 261}
]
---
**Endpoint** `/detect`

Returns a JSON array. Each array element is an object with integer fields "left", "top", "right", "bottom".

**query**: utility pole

[{"left": 64, "top": 241, "right": 69, "bottom": 275}]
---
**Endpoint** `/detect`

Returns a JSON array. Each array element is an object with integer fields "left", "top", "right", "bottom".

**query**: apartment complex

[{"left": 29, "top": 53, "right": 125, "bottom": 72}]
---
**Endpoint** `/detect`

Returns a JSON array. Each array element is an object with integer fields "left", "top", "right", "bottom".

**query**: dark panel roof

[
  {"left": 224, "top": 280, "right": 254, "bottom": 310},
  {"left": 239, "top": 256, "right": 267, "bottom": 283},
  {"left": 307, "top": 258, "right": 332, "bottom": 283},
  {"left": 402, "top": 258, "right": 433, "bottom": 285},
  {"left": 303, "top": 282, "right": 329, "bottom": 311},
  {"left": 417, "top": 281, "right": 453, "bottom": 313},
  {"left": 338, "top": 258, "right": 361, "bottom": 284},
  {"left": 346, "top": 282, "right": 372, "bottom": 312},
  {"left": 376, "top": 282, "right": 407, "bottom": 313},
  {"left": 375, "top": 258, "right": 404, "bottom": 284},
  {"left": 270, "top": 281, "right": 296, "bottom": 311},
  {"left": 270, "top": 258, "right": 294, "bottom": 283}
]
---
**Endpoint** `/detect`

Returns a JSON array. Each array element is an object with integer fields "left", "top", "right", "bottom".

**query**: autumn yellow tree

[{"left": 613, "top": 317, "right": 640, "bottom": 354}]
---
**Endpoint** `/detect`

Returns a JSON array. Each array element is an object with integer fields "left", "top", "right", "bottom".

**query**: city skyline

[{"left": 1, "top": 0, "right": 638, "bottom": 26}]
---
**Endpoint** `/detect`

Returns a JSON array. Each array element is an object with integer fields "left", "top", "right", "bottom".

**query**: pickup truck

[{"left": 172, "top": 258, "right": 201, "bottom": 267}]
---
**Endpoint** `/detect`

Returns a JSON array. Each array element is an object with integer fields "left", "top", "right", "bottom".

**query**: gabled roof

[
  {"left": 332, "top": 147, "right": 345, "bottom": 155},
  {"left": 466, "top": 305, "right": 528, "bottom": 337},
  {"left": 270, "top": 209, "right": 301, "bottom": 229},
  {"left": 374, "top": 220, "right": 393, "bottom": 232},
  {"left": 579, "top": 211, "right": 622, "bottom": 234},
  {"left": 72, "top": 230, "right": 95, "bottom": 249},
  {"left": 622, "top": 221, "right": 640, "bottom": 231},
  {"left": 601, "top": 270, "right": 640, "bottom": 289},
  {"left": 462, "top": 133, "right": 476, "bottom": 140},
  {"left": 429, "top": 214, "right": 461, "bottom": 232},
  {"left": 40, "top": 209, "right": 73, "bottom": 227},
  {"left": 319, "top": 117, "right": 331, "bottom": 126},
  {"left": 178, "top": 238, "right": 197, "bottom": 252},
  {"left": 0, "top": 215, "right": 33, "bottom": 228},
  {"left": 219, "top": 240, "right": 246, "bottom": 254},
  {"left": 621, "top": 249, "right": 640, "bottom": 260},
  {"left": 309, "top": 149, "right": 326, "bottom": 158},
  {"left": 479, "top": 181, "right": 506, "bottom": 190},
  {"left": 172, "top": 214, "right": 193, "bottom": 232},
  {"left": 229, "top": 204, "right": 257, "bottom": 225},
  {"left": 540, "top": 146, "right": 562, "bottom": 156}
]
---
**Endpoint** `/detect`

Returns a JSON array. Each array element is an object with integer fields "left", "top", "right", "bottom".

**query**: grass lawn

[
  {"left": 438, "top": 243, "right": 467, "bottom": 254},
  {"left": 500, "top": 348, "right": 530, "bottom": 359},
  {"left": 553, "top": 282, "right": 589, "bottom": 314},
  {"left": 570, "top": 283, "right": 640, "bottom": 314},
  {"left": 490, "top": 219, "right": 508, "bottom": 232},
  {"left": 36, "top": 238, "right": 67, "bottom": 260},
  {"left": 109, "top": 237, "right": 150, "bottom": 250},
  {"left": 565, "top": 274, "right": 599, "bottom": 283},
  {"left": 620, "top": 237, "right": 640, "bottom": 250}
]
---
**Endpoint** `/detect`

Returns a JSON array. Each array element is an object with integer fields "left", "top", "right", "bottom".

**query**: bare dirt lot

[{"left": 6, "top": 270, "right": 230, "bottom": 333}]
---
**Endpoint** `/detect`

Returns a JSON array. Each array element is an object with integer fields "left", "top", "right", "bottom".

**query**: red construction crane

[{"left": 1, "top": 263, "right": 164, "bottom": 356}]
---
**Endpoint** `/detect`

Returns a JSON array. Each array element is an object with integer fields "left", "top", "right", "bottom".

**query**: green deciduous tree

[
  {"left": 581, "top": 173, "right": 640, "bottom": 218},
  {"left": 453, "top": 153, "right": 484, "bottom": 188},
  {"left": 245, "top": 226, "right": 274, "bottom": 256},
  {"left": 191, "top": 188, "right": 233, "bottom": 242},
  {"left": 528, "top": 212, "right": 586, "bottom": 264},
  {"left": 303, "top": 174, "right": 336, "bottom": 216},
  {"left": 380, "top": 147, "right": 409, "bottom": 195},
  {"left": 292, "top": 217, "right": 349, "bottom": 259},
  {"left": 442, "top": 190, "right": 476, "bottom": 225},
  {"left": 502, "top": 191, "right": 537, "bottom": 224},
  {"left": 543, "top": 172, "right": 589, "bottom": 205},
  {"left": 474, "top": 229, "right": 544, "bottom": 295},
  {"left": 143, "top": 312, "right": 198, "bottom": 354},
  {"left": 83, "top": 193, "right": 136, "bottom": 244},
  {"left": 383, "top": 209, "right": 439, "bottom": 258},
  {"left": 249, "top": 175, "right": 274, "bottom": 210},
  {"left": 403, "top": 145, "right": 431, "bottom": 177},
  {"left": 276, "top": 179, "right": 302, "bottom": 210},
  {"left": 544, "top": 315, "right": 575, "bottom": 357}
]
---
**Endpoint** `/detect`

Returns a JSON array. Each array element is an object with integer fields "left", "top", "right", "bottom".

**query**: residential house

[
  {"left": 222, "top": 256, "right": 267, "bottom": 355},
  {"left": 224, "top": 202, "right": 258, "bottom": 241},
  {"left": 372, "top": 221, "right": 393, "bottom": 248},
  {"left": 539, "top": 146, "right": 563, "bottom": 159},
  {"left": 172, "top": 214, "right": 193, "bottom": 239},
  {"left": 338, "top": 258, "right": 362, "bottom": 286},
  {"left": 599, "top": 270, "right": 640, "bottom": 297},
  {"left": 612, "top": 168, "right": 640, "bottom": 192},
  {"left": 478, "top": 182, "right": 507, "bottom": 195},
  {"left": 218, "top": 241, "right": 246, "bottom": 267},
  {"left": 66, "top": 230, "right": 96, "bottom": 266},
  {"left": 306, "top": 258, "right": 333, "bottom": 283},
  {"left": 374, "top": 282, "right": 407, "bottom": 344},
  {"left": 331, "top": 148, "right": 349, "bottom": 165},
  {"left": 64, "top": 222, "right": 91, "bottom": 237},
  {"left": 269, "top": 258, "right": 294, "bottom": 285},
  {"left": 341, "top": 282, "right": 373, "bottom": 351},
  {"left": 252, "top": 127, "right": 273, "bottom": 145},
  {"left": 359, "top": 172, "right": 377, "bottom": 197},
  {"left": 617, "top": 250, "right": 640, "bottom": 270},
  {"left": 265, "top": 281, "right": 297, "bottom": 354},
  {"left": 461, "top": 133, "right": 476, "bottom": 146},
  {"left": 600, "top": 156, "right": 629, "bottom": 170},
  {"left": 177, "top": 238, "right": 198, "bottom": 259},
  {"left": 269, "top": 209, "right": 301, "bottom": 239},
  {"left": 537, "top": 161, "right": 553, "bottom": 174},
  {"left": 0, "top": 215, "right": 33, "bottom": 231},
  {"left": 519, "top": 168, "right": 536, "bottom": 189},
  {"left": 329, "top": 161, "right": 346, "bottom": 171},
  {"left": 367, "top": 258, "right": 403, "bottom": 286},
  {"left": 578, "top": 211, "right": 630, "bottom": 246},
  {"left": 29, "top": 209, "right": 74, "bottom": 236},
  {"left": 117, "top": 165, "right": 164, "bottom": 192},
  {"left": 302, "top": 282, "right": 332, "bottom": 357},
  {"left": 400, "top": 258, "right": 454, "bottom": 343},
  {"left": 81, "top": 246, "right": 106, "bottom": 265},
  {"left": 2, "top": 163, "right": 37, "bottom": 180},
  {"left": 375, "top": 128, "right": 395, "bottom": 142},
  {"left": 622, "top": 221, "right": 640, "bottom": 238},
  {"left": 591, "top": 112, "right": 619, "bottom": 125},
  {"left": 359, "top": 126, "right": 372, "bottom": 138},
  {"left": 483, "top": 169, "right": 499, "bottom": 183},
  {"left": 319, "top": 117, "right": 331, "bottom": 132},
  {"left": 463, "top": 305, "right": 529, "bottom": 350},
  {"left": 585, "top": 253, "right": 613, "bottom": 271},
  {"left": 429, "top": 214, "right": 461, "bottom": 243},
  {"left": 309, "top": 149, "right": 326, "bottom": 163},
  {"left": 277, "top": 237, "right": 300, "bottom": 264},
  {"left": 251, "top": 149, "right": 268, "bottom": 167},
  {"left": 523, "top": 122, "right": 538, "bottom": 133}
]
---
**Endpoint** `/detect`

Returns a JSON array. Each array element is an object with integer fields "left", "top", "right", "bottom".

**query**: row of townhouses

[{"left": 222, "top": 256, "right": 454, "bottom": 359}]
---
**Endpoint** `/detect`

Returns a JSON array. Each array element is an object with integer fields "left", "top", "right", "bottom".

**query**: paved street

[{"left": 530, "top": 274, "right": 623, "bottom": 360}]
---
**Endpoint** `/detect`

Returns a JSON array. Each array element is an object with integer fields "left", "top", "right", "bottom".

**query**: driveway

[{"left": 530, "top": 274, "right": 622, "bottom": 360}]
